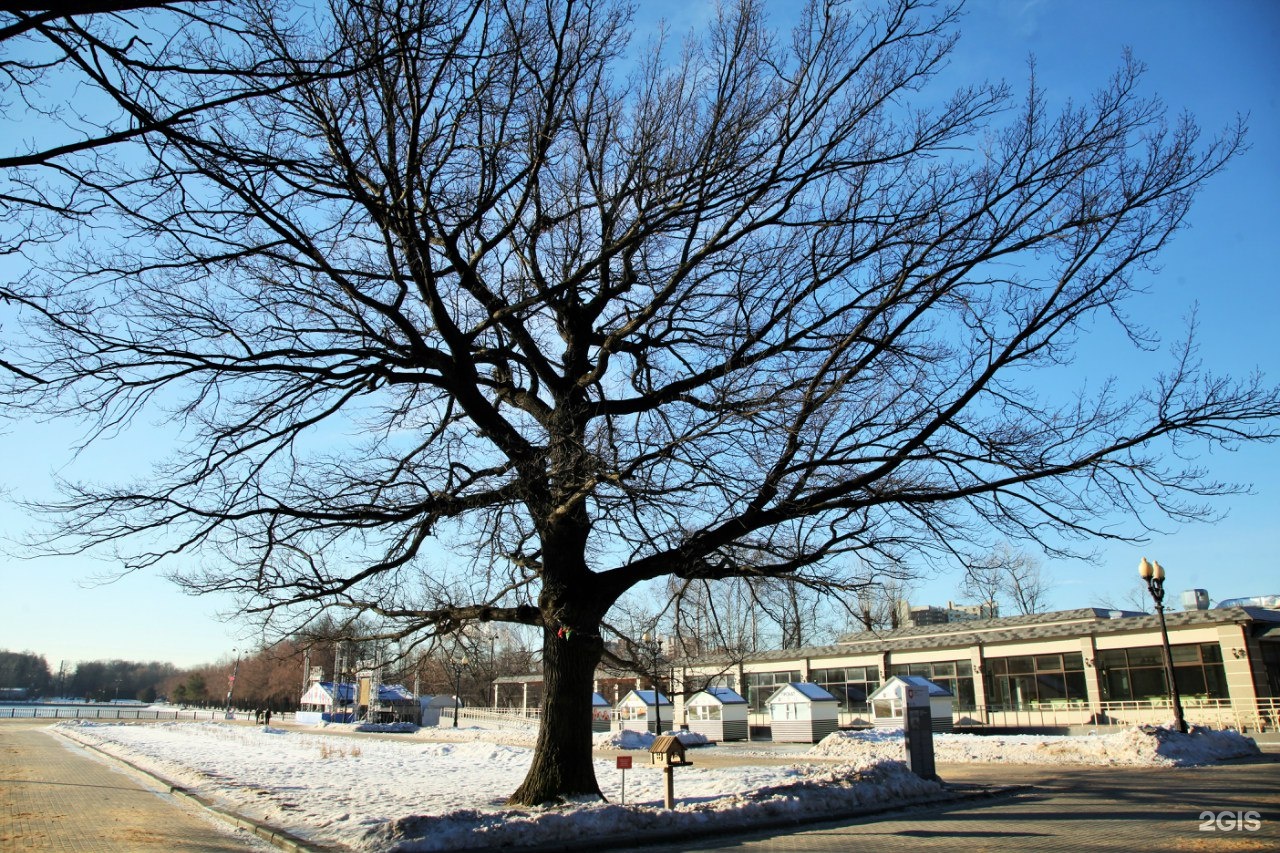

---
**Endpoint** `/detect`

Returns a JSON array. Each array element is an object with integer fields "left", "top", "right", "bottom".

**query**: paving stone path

[{"left": 1, "top": 720, "right": 266, "bottom": 852}]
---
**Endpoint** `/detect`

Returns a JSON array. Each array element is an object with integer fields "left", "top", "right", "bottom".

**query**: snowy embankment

[
  {"left": 52, "top": 721, "right": 1258, "bottom": 852},
  {"left": 809, "top": 725, "right": 1261, "bottom": 766}
]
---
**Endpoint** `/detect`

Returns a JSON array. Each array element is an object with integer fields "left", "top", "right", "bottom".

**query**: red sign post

[{"left": 616, "top": 754, "right": 632, "bottom": 803}]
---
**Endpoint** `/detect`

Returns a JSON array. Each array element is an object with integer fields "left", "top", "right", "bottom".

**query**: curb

[{"left": 54, "top": 728, "right": 342, "bottom": 853}]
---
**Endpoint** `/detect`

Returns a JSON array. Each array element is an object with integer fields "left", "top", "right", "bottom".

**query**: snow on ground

[
  {"left": 53, "top": 720, "right": 1259, "bottom": 852},
  {"left": 809, "top": 725, "right": 1261, "bottom": 766},
  {"left": 592, "top": 728, "right": 711, "bottom": 750},
  {"left": 56, "top": 721, "right": 940, "bottom": 851}
]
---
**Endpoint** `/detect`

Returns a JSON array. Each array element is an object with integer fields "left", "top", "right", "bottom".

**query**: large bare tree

[{"left": 4, "top": 0, "right": 1278, "bottom": 804}]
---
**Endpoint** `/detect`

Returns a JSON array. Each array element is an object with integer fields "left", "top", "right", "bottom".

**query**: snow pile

[
  {"left": 366, "top": 760, "right": 941, "bottom": 852},
  {"left": 355, "top": 722, "right": 419, "bottom": 734},
  {"left": 809, "top": 725, "right": 1261, "bottom": 766},
  {"left": 320, "top": 721, "right": 538, "bottom": 747},
  {"left": 593, "top": 729, "right": 711, "bottom": 751}
]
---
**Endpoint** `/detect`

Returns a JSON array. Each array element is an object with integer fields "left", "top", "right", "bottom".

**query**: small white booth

[
  {"left": 685, "top": 687, "right": 749, "bottom": 741},
  {"left": 868, "top": 675, "right": 954, "bottom": 732},
  {"left": 766, "top": 682, "right": 839, "bottom": 743},
  {"left": 419, "top": 694, "right": 463, "bottom": 727},
  {"left": 591, "top": 692, "right": 613, "bottom": 732},
  {"left": 614, "top": 689, "right": 672, "bottom": 734}
]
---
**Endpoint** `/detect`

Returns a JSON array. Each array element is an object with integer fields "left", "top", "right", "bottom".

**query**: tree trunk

[{"left": 508, "top": 621, "right": 605, "bottom": 805}]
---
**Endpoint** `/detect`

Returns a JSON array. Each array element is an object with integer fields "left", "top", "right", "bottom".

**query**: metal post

[
  {"left": 453, "top": 663, "right": 462, "bottom": 727},
  {"left": 1139, "top": 558, "right": 1188, "bottom": 733},
  {"left": 643, "top": 633, "right": 663, "bottom": 735},
  {"left": 452, "top": 656, "right": 468, "bottom": 727}
]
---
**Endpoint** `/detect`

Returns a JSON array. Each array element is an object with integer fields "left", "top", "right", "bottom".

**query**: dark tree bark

[
  {"left": 3, "top": 0, "right": 1278, "bottom": 805},
  {"left": 512, "top": 622, "right": 606, "bottom": 803}
]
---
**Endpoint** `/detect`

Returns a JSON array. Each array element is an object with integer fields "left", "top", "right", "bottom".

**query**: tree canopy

[{"left": 4, "top": 0, "right": 1277, "bottom": 803}]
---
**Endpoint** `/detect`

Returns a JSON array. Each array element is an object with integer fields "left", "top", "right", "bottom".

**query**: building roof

[{"left": 690, "top": 605, "right": 1280, "bottom": 667}]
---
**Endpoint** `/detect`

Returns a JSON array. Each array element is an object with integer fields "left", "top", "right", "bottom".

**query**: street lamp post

[
  {"left": 1138, "top": 557, "right": 1188, "bottom": 733},
  {"left": 641, "top": 632, "right": 664, "bottom": 735},
  {"left": 451, "top": 656, "right": 469, "bottom": 728}
]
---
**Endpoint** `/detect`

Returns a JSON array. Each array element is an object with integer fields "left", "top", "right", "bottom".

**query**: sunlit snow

[{"left": 54, "top": 720, "right": 1258, "bottom": 851}]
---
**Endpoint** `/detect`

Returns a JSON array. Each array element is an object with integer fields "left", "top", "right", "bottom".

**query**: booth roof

[
  {"left": 622, "top": 689, "right": 671, "bottom": 706},
  {"left": 690, "top": 687, "right": 747, "bottom": 705},
  {"left": 868, "top": 674, "right": 953, "bottom": 699},
  {"left": 768, "top": 682, "right": 837, "bottom": 703}
]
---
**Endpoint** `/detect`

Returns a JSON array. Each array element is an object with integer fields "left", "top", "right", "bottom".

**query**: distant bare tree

[
  {"left": 1004, "top": 553, "right": 1052, "bottom": 616},
  {"left": 1094, "top": 583, "right": 1152, "bottom": 614},
  {"left": 962, "top": 544, "right": 1053, "bottom": 616},
  {"left": 5, "top": 0, "right": 1278, "bottom": 805},
  {"left": 852, "top": 578, "right": 913, "bottom": 632}
]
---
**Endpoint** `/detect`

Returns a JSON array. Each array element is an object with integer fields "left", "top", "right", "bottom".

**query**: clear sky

[{"left": 2, "top": 0, "right": 1278, "bottom": 670}]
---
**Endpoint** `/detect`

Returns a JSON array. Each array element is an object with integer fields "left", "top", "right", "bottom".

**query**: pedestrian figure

[
  {"left": 264, "top": 709, "right": 272, "bottom": 726},
  {"left": 255, "top": 709, "right": 263, "bottom": 725}
]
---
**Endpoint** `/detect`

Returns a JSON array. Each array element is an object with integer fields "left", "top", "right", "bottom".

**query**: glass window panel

[
  {"left": 932, "top": 662, "right": 957, "bottom": 678},
  {"left": 1098, "top": 649, "right": 1127, "bottom": 668},
  {"left": 1170, "top": 646, "right": 1200, "bottom": 664},
  {"left": 1063, "top": 653, "right": 1084, "bottom": 671},
  {"left": 1006, "top": 656, "right": 1034, "bottom": 674},
  {"left": 1010, "top": 674, "right": 1037, "bottom": 707},
  {"left": 987, "top": 658, "right": 1008, "bottom": 675},
  {"left": 1203, "top": 664, "right": 1229, "bottom": 698},
  {"left": 1065, "top": 670, "right": 1087, "bottom": 701},
  {"left": 1104, "top": 670, "right": 1131, "bottom": 701},
  {"left": 1036, "top": 673, "right": 1066, "bottom": 701},
  {"left": 1200, "top": 644, "right": 1223, "bottom": 663},
  {"left": 1127, "top": 647, "right": 1163, "bottom": 667},
  {"left": 1130, "top": 668, "right": 1167, "bottom": 700},
  {"left": 956, "top": 661, "right": 973, "bottom": 676},
  {"left": 955, "top": 677, "right": 976, "bottom": 710},
  {"left": 1035, "top": 655, "right": 1063, "bottom": 672},
  {"left": 1174, "top": 666, "right": 1206, "bottom": 696},
  {"left": 889, "top": 664, "right": 909, "bottom": 676}
]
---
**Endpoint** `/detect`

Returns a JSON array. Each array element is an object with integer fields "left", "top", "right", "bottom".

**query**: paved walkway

[
  {"left": 0, "top": 720, "right": 268, "bottom": 852},
  {"left": 613, "top": 752, "right": 1280, "bottom": 852}
]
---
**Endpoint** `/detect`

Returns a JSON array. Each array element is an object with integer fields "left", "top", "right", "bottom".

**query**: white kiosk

[
  {"left": 615, "top": 689, "right": 672, "bottom": 734},
  {"left": 868, "top": 675, "right": 954, "bottom": 732},
  {"left": 765, "top": 682, "right": 839, "bottom": 743},
  {"left": 685, "top": 687, "right": 749, "bottom": 741}
]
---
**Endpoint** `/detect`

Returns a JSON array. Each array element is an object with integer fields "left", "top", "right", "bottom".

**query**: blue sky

[{"left": 2, "top": 0, "right": 1278, "bottom": 669}]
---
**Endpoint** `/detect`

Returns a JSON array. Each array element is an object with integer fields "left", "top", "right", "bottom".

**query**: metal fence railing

[
  {"left": 739, "top": 697, "right": 1280, "bottom": 734},
  {"left": 0, "top": 706, "right": 276, "bottom": 722}
]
